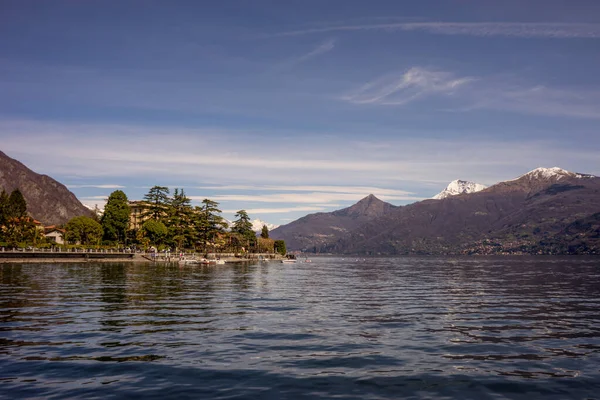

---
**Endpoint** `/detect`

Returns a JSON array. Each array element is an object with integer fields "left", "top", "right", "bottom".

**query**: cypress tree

[
  {"left": 101, "top": 190, "right": 131, "bottom": 244},
  {"left": 7, "top": 189, "right": 27, "bottom": 219}
]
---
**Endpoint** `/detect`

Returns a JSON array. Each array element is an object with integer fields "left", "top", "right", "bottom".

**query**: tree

[
  {"left": 0, "top": 190, "right": 9, "bottom": 230},
  {"left": 258, "top": 237, "right": 274, "bottom": 253},
  {"left": 142, "top": 186, "right": 170, "bottom": 221},
  {"left": 274, "top": 240, "right": 287, "bottom": 256},
  {"left": 0, "top": 189, "right": 35, "bottom": 246},
  {"left": 260, "top": 224, "right": 269, "bottom": 239},
  {"left": 232, "top": 210, "right": 255, "bottom": 251},
  {"left": 195, "top": 199, "right": 228, "bottom": 251},
  {"left": 140, "top": 219, "right": 168, "bottom": 246},
  {"left": 232, "top": 210, "right": 253, "bottom": 236},
  {"left": 166, "top": 188, "right": 193, "bottom": 249},
  {"left": 101, "top": 190, "right": 130, "bottom": 244},
  {"left": 1, "top": 217, "right": 40, "bottom": 247},
  {"left": 91, "top": 204, "right": 102, "bottom": 222},
  {"left": 65, "top": 216, "right": 103, "bottom": 246},
  {"left": 7, "top": 189, "right": 27, "bottom": 219}
]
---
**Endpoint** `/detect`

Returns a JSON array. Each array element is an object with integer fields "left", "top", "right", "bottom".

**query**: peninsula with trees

[{"left": 0, "top": 150, "right": 286, "bottom": 258}]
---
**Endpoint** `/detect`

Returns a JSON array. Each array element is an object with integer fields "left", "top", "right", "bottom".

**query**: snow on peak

[
  {"left": 251, "top": 219, "right": 279, "bottom": 233},
  {"left": 516, "top": 167, "right": 595, "bottom": 181},
  {"left": 433, "top": 179, "right": 487, "bottom": 200}
]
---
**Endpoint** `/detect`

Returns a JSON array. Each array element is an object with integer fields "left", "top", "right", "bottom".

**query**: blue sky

[{"left": 1, "top": 0, "right": 599, "bottom": 225}]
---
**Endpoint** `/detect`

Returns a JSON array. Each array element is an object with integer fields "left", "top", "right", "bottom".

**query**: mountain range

[
  {"left": 271, "top": 167, "right": 600, "bottom": 255},
  {"left": 0, "top": 150, "right": 92, "bottom": 225},
  {"left": 2, "top": 149, "right": 598, "bottom": 254}
]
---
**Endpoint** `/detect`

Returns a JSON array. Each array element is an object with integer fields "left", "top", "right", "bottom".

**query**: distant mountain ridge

[
  {"left": 271, "top": 167, "right": 600, "bottom": 255},
  {"left": 271, "top": 193, "right": 396, "bottom": 251},
  {"left": 0, "top": 150, "right": 92, "bottom": 225}
]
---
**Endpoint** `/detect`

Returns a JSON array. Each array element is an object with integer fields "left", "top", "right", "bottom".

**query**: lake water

[{"left": 1, "top": 257, "right": 600, "bottom": 399}]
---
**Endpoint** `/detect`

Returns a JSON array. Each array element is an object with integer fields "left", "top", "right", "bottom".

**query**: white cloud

[
  {"left": 342, "top": 67, "right": 474, "bottom": 105},
  {"left": 271, "top": 38, "right": 336, "bottom": 72},
  {"left": 293, "top": 38, "right": 336, "bottom": 64},
  {"left": 78, "top": 196, "right": 108, "bottom": 211},
  {"left": 195, "top": 191, "right": 421, "bottom": 204},
  {"left": 223, "top": 206, "right": 327, "bottom": 214},
  {"left": 2, "top": 119, "right": 600, "bottom": 198},
  {"left": 196, "top": 184, "right": 415, "bottom": 196},
  {"left": 342, "top": 67, "right": 600, "bottom": 119},
  {"left": 274, "top": 22, "right": 600, "bottom": 39},
  {"left": 67, "top": 184, "right": 126, "bottom": 189}
]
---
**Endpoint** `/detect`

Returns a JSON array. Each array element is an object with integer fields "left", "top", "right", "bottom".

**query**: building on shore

[
  {"left": 128, "top": 200, "right": 147, "bottom": 231},
  {"left": 44, "top": 225, "right": 65, "bottom": 245}
]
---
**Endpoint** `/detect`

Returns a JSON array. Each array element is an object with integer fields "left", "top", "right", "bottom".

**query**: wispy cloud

[
  {"left": 67, "top": 184, "right": 125, "bottom": 189},
  {"left": 193, "top": 191, "right": 421, "bottom": 204},
  {"left": 467, "top": 84, "right": 600, "bottom": 119},
  {"left": 272, "top": 38, "right": 335, "bottom": 71},
  {"left": 273, "top": 22, "right": 600, "bottom": 39},
  {"left": 223, "top": 206, "right": 327, "bottom": 214},
  {"left": 296, "top": 38, "right": 336, "bottom": 63},
  {"left": 341, "top": 67, "right": 474, "bottom": 105},
  {"left": 2, "top": 119, "right": 599, "bottom": 196},
  {"left": 196, "top": 185, "right": 415, "bottom": 196},
  {"left": 342, "top": 66, "right": 600, "bottom": 119}
]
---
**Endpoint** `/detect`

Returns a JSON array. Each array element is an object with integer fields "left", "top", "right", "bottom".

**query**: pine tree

[
  {"left": 195, "top": 199, "right": 227, "bottom": 251},
  {"left": 167, "top": 188, "right": 193, "bottom": 249},
  {"left": 260, "top": 224, "right": 269, "bottom": 239},
  {"left": 232, "top": 210, "right": 255, "bottom": 251},
  {"left": 232, "top": 210, "right": 253, "bottom": 236},
  {"left": 142, "top": 186, "right": 170, "bottom": 221}
]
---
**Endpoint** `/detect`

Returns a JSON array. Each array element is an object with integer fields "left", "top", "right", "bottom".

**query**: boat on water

[
  {"left": 179, "top": 257, "right": 201, "bottom": 265},
  {"left": 281, "top": 254, "right": 298, "bottom": 264}
]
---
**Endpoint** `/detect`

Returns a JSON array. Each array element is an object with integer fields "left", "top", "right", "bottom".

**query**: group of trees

[
  {"left": 0, "top": 185, "right": 286, "bottom": 254},
  {"left": 63, "top": 186, "right": 284, "bottom": 254},
  {"left": 0, "top": 189, "right": 43, "bottom": 246}
]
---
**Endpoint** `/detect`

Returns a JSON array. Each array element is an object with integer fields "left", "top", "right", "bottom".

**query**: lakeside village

[{"left": 0, "top": 186, "right": 289, "bottom": 261}]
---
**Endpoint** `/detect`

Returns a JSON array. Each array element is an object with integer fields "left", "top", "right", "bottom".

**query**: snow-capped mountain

[
  {"left": 221, "top": 218, "right": 278, "bottom": 233},
  {"left": 512, "top": 167, "right": 596, "bottom": 181},
  {"left": 252, "top": 219, "right": 279, "bottom": 233},
  {"left": 433, "top": 180, "right": 487, "bottom": 200}
]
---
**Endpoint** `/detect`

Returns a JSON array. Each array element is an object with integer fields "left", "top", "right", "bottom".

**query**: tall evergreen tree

[
  {"left": 0, "top": 190, "right": 9, "bottom": 229},
  {"left": 101, "top": 190, "right": 131, "bottom": 244},
  {"left": 1, "top": 189, "right": 32, "bottom": 245},
  {"left": 260, "top": 224, "right": 269, "bottom": 239},
  {"left": 7, "top": 189, "right": 27, "bottom": 219},
  {"left": 232, "top": 210, "right": 253, "bottom": 236},
  {"left": 195, "top": 199, "right": 228, "bottom": 251},
  {"left": 167, "top": 188, "right": 193, "bottom": 249},
  {"left": 232, "top": 210, "right": 255, "bottom": 250},
  {"left": 142, "top": 186, "right": 170, "bottom": 221}
]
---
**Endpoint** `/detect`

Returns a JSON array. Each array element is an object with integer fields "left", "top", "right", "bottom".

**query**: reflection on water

[{"left": 1, "top": 257, "right": 600, "bottom": 399}]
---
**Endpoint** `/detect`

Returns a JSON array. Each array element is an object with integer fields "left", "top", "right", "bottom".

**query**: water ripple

[{"left": 1, "top": 257, "right": 600, "bottom": 399}]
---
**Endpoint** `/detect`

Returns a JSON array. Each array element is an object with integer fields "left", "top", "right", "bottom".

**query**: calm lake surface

[{"left": 1, "top": 257, "right": 600, "bottom": 399}]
